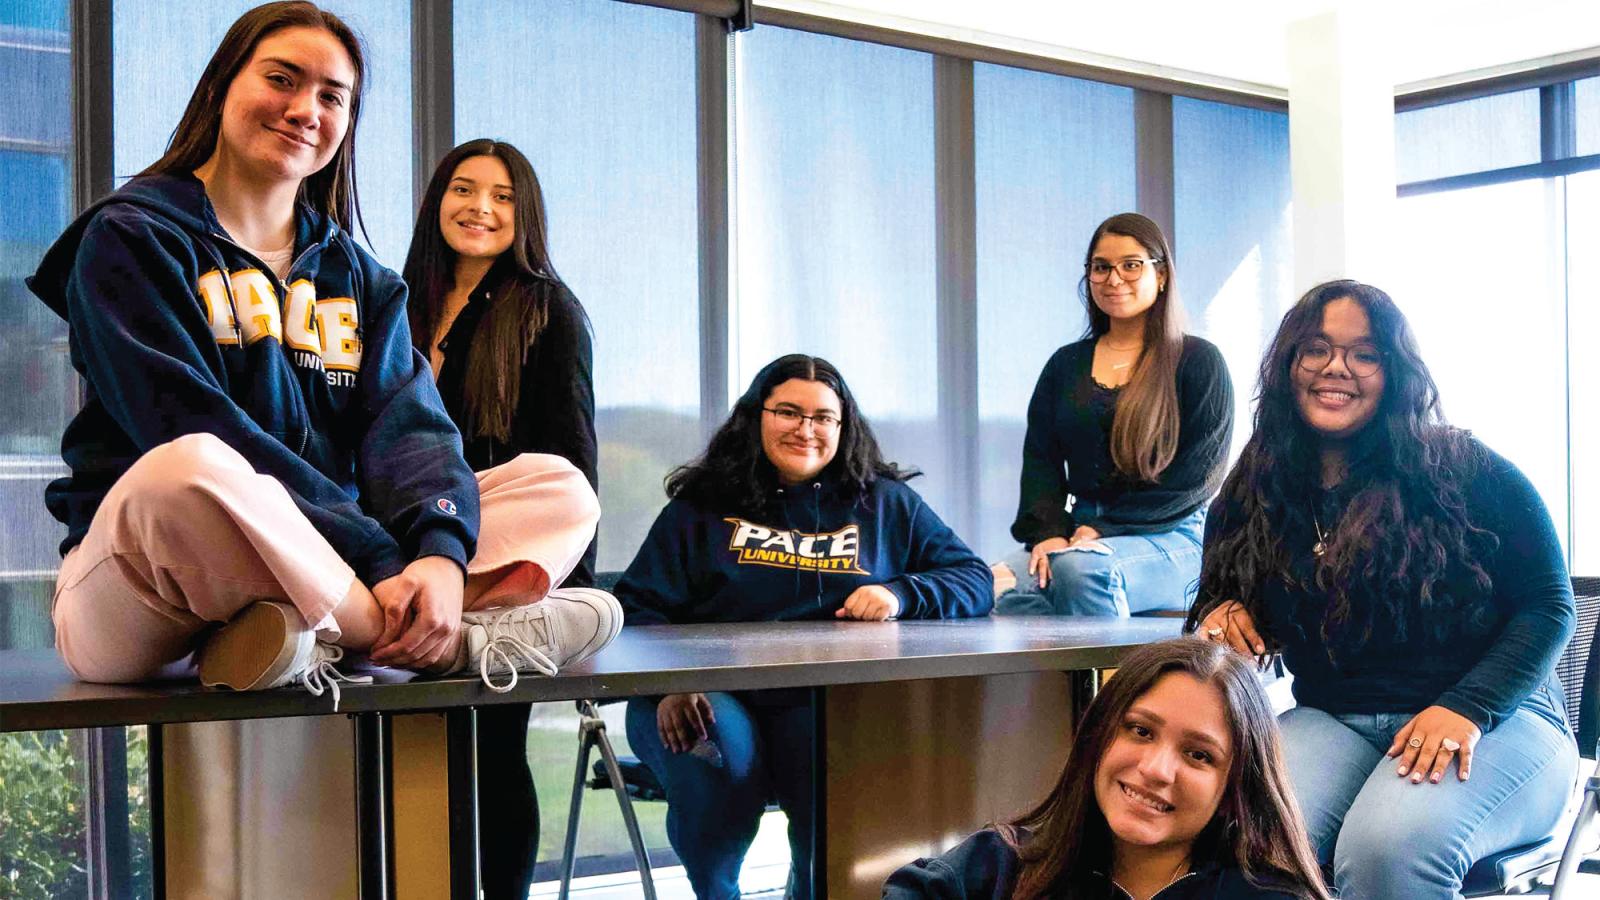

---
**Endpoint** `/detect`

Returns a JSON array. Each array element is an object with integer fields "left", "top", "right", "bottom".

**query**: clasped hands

[{"left": 368, "top": 554, "right": 466, "bottom": 670}]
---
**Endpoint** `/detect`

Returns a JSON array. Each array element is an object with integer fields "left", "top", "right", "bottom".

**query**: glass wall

[
  {"left": 455, "top": 0, "right": 700, "bottom": 575},
  {"left": 972, "top": 65, "right": 1135, "bottom": 558},
  {"left": 5, "top": 0, "right": 1313, "bottom": 891},
  {"left": 1391, "top": 179, "right": 1569, "bottom": 545},
  {"left": 1394, "top": 76, "right": 1600, "bottom": 569}
]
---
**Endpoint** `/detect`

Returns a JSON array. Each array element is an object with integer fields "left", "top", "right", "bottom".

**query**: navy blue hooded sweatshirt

[
  {"left": 616, "top": 360, "right": 993, "bottom": 624},
  {"left": 618, "top": 477, "right": 993, "bottom": 624},
  {"left": 28, "top": 173, "right": 478, "bottom": 585}
]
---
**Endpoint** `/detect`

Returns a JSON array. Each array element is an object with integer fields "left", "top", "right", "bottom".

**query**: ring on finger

[
  {"left": 1407, "top": 737, "right": 1423, "bottom": 749},
  {"left": 1441, "top": 738, "right": 1461, "bottom": 752},
  {"left": 1206, "top": 627, "right": 1224, "bottom": 639}
]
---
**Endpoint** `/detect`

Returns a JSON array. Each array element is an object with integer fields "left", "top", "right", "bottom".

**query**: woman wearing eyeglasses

[
  {"left": 1190, "top": 280, "right": 1577, "bottom": 899},
  {"left": 616, "top": 353, "right": 992, "bottom": 900},
  {"left": 994, "top": 213, "right": 1233, "bottom": 617}
]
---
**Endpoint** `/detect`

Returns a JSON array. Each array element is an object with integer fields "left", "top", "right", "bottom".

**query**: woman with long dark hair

[
  {"left": 618, "top": 353, "right": 993, "bottom": 899},
  {"left": 402, "top": 138, "right": 597, "bottom": 899},
  {"left": 884, "top": 637, "right": 1329, "bottom": 899},
  {"left": 1190, "top": 280, "right": 1577, "bottom": 898},
  {"left": 28, "top": 2, "right": 616, "bottom": 706},
  {"left": 994, "top": 213, "right": 1232, "bottom": 617}
]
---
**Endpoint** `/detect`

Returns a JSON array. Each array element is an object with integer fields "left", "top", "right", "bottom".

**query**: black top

[
  {"left": 1198, "top": 442, "right": 1573, "bottom": 734},
  {"left": 883, "top": 829, "right": 1302, "bottom": 900},
  {"left": 1011, "top": 335, "right": 1233, "bottom": 546},
  {"left": 434, "top": 264, "right": 597, "bottom": 586}
]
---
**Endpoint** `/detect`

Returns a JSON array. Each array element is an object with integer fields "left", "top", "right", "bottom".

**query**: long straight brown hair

[
  {"left": 1007, "top": 638, "right": 1328, "bottom": 900},
  {"left": 139, "top": 1, "right": 368, "bottom": 236},
  {"left": 1082, "top": 213, "right": 1185, "bottom": 483},
  {"left": 403, "top": 139, "right": 563, "bottom": 443}
]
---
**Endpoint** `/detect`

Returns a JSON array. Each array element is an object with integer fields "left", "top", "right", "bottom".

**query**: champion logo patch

[{"left": 436, "top": 498, "right": 457, "bottom": 516}]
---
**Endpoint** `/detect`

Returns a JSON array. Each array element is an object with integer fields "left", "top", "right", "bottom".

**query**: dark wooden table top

[{"left": 0, "top": 616, "right": 1184, "bottom": 732}]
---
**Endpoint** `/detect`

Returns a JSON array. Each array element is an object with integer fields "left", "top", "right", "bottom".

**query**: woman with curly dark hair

[
  {"left": 617, "top": 353, "right": 993, "bottom": 899},
  {"left": 884, "top": 637, "right": 1329, "bottom": 900},
  {"left": 1189, "top": 280, "right": 1577, "bottom": 899}
]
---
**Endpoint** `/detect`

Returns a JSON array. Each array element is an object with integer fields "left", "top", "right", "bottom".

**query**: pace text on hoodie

[
  {"left": 617, "top": 476, "right": 994, "bottom": 625},
  {"left": 28, "top": 173, "right": 478, "bottom": 586}
]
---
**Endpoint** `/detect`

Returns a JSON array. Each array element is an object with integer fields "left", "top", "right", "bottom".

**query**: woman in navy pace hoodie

[{"left": 617, "top": 353, "right": 994, "bottom": 900}]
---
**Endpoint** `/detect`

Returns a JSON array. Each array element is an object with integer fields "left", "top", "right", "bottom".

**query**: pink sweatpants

[{"left": 52, "top": 433, "right": 600, "bottom": 683}]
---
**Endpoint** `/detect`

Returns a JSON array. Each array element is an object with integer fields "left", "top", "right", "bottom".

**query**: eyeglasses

[
  {"left": 763, "top": 406, "right": 841, "bottom": 433},
  {"left": 1086, "top": 258, "right": 1162, "bottom": 283},
  {"left": 1295, "top": 339, "right": 1384, "bottom": 378}
]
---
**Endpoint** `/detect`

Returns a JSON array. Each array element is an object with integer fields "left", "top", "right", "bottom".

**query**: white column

[{"left": 1287, "top": 11, "right": 1396, "bottom": 293}]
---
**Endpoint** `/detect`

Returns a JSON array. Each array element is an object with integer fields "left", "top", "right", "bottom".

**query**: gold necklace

[{"left": 1311, "top": 508, "right": 1328, "bottom": 557}]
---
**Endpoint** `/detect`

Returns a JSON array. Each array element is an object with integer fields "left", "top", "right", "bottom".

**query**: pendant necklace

[{"left": 1311, "top": 508, "right": 1328, "bottom": 558}]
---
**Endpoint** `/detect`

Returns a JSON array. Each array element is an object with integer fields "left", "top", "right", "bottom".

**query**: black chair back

[{"left": 1561, "top": 577, "right": 1600, "bottom": 758}]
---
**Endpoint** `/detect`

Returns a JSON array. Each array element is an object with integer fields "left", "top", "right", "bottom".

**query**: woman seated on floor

[
  {"left": 616, "top": 353, "right": 993, "bottom": 900},
  {"left": 884, "top": 637, "right": 1329, "bottom": 900}
]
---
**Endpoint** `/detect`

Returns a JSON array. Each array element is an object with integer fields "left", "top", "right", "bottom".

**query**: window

[
  {"left": 1578, "top": 76, "right": 1599, "bottom": 156},
  {"left": 1395, "top": 89, "right": 1542, "bottom": 184},
  {"left": 973, "top": 65, "right": 1135, "bottom": 557},
  {"left": 1173, "top": 97, "right": 1293, "bottom": 458},
  {"left": 1567, "top": 170, "right": 1599, "bottom": 570},
  {"left": 0, "top": 0, "right": 72, "bottom": 627},
  {"left": 1391, "top": 179, "right": 1569, "bottom": 549},
  {"left": 1393, "top": 79, "right": 1600, "bottom": 564},
  {"left": 454, "top": 0, "right": 701, "bottom": 576},
  {"left": 733, "top": 26, "right": 945, "bottom": 513}
]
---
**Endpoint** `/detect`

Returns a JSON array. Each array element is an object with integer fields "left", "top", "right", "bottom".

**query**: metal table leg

[{"left": 353, "top": 712, "right": 393, "bottom": 900}]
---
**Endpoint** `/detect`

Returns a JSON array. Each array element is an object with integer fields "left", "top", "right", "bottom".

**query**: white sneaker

[
  {"left": 198, "top": 601, "right": 370, "bottom": 710},
  {"left": 458, "top": 587, "right": 623, "bottom": 693}
]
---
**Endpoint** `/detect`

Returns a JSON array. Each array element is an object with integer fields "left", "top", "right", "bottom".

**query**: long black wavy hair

[
  {"left": 665, "top": 354, "right": 915, "bottom": 516},
  {"left": 1188, "top": 280, "right": 1497, "bottom": 655}
]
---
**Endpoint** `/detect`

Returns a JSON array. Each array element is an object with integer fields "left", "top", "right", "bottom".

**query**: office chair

[{"left": 1460, "top": 576, "right": 1600, "bottom": 897}]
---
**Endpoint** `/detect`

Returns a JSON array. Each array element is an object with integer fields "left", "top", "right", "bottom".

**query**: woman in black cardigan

[
  {"left": 994, "top": 213, "right": 1232, "bottom": 617},
  {"left": 404, "top": 138, "right": 598, "bottom": 900}
]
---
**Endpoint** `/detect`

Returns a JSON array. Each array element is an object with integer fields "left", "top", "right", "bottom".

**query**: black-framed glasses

[
  {"left": 1086, "top": 258, "right": 1162, "bottom": 283},
  {"left": 1295, "top": 339, "right": 1384, "bottom": 377},
  {"left": 763, "top": 406, "right": 841, "bottom": 433}
]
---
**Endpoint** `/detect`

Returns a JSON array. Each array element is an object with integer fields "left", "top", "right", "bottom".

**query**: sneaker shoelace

[
  {"left": 478, "top": 607, "right": 559, "bottom": 694},
  {"left": 298, "top": 644, "right": 372, "bottom": 712}
]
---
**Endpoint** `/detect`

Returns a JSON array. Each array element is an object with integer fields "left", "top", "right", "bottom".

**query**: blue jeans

[
  {"left": 626, "top": 692, "right": 814, "bottom": 900},
  {"left": 992, "top": 509, "right": 1204, "bottom": 616},
  {"left": 1279, "top": 686, "right": 1577, "bottom": 899}
]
